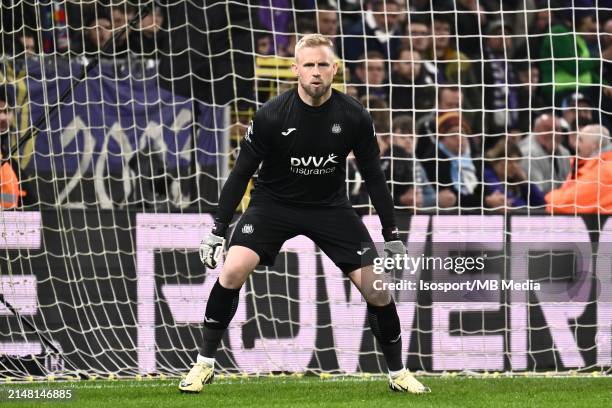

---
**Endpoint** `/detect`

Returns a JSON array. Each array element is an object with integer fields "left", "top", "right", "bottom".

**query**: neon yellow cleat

[
  {"left": 178, "top": 362, "right": 214, "bottom": 393},
  {"left": 388, "top": 370, "right": 431, "bottom": 394}
]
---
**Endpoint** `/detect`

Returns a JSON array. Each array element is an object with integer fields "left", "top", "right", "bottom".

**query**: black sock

[
  {"left": 199, "top": 279, "right": 241, "bottom": 358},
  {"left": 367, "top": 301, "right": 403, "bottom": 372}
]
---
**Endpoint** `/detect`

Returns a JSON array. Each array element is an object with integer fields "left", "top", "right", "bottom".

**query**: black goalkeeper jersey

[
  {"left": 215, "top": 88, "right": 397, "bottom": 229},
  {"left": 242, "top": 88, "right": 379, "bottom": 206}
]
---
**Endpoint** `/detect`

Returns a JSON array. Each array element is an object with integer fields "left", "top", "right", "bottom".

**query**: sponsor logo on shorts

[
  {"left": 242, "top": 224, "right": 254, "bottom": 234},
  {"left": 357, "top": 248, "right": 370, "bottom": 255}
]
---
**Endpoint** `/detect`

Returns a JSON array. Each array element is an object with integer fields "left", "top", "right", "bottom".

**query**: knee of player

[
  {"left": 218, "top": 264, "right": 250, "bottom": 289},
  {"left": 219, "top": 247, "right": 259, "bottom": 289},
  {"left": 218, "top": 268, "right": 249, "bottom": 290},
  {"left": 363, "top": 287, "right": 391, "bottom": 307}
]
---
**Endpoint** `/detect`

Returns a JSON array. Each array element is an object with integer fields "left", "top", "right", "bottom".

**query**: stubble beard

[{"left": 301, "top": 80, "right": 330, "bottom": 100}]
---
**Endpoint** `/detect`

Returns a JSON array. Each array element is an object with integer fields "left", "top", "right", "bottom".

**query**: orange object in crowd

[
  {"left": 545, "top": 151, "right": 612, "bottom": 214},
  {"left": 0, "top": 161, "right": 25, "bottom": 209}
]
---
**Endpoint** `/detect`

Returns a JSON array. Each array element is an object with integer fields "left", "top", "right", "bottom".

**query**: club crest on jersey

[
  {"left": 331, "top": 123, "right": 342, "bottom": 134},
  {"left": 242, "top": 224, "right": 254, "bottom": 234}
]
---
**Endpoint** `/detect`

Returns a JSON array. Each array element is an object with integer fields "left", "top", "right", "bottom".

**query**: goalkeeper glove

[
  {"left": 382, "top": 226, "right": 406, "bottom": 258},
  {"left": 199, "top": 221, "right": 227, "bottom": 269}
]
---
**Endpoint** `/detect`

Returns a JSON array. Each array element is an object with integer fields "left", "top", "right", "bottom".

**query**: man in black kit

[{"left": 179, "top": 34, "right": 430, "bottom": 395}]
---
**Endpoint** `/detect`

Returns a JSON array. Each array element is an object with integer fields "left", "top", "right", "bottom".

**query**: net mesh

[{"left": 0, "top": 0, "right": 611, "bottom": 378}]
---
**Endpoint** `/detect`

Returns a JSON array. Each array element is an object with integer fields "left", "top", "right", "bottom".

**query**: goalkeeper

[{"left": 179, "top": 34, "right": 429, "bottom": 395}]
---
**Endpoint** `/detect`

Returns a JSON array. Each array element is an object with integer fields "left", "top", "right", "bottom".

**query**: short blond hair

[{"left": 294, "top": 34, "right": 334, "bottom": 58}]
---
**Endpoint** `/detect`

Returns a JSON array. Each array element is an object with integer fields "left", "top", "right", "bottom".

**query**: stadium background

[{"left": 0, "top": 0, "right": 611, "bottom": 380}]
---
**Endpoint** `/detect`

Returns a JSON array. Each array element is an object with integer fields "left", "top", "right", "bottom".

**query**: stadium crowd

[{"left": 1, "top": 0, "right": 612, "bottom": 213}]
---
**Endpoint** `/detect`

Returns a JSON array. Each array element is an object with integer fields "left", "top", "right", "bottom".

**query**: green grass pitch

[{"left": 0, "top": 376, "right": 610, "bottom": 407}]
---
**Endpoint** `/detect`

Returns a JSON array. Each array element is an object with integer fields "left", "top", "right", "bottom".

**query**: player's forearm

[
  {"left": 360, "top": 162, "right": 397, "bottom": 230},
  {"left": 214, "top": 149, "right": 260, "bottom": 234},
  {"left": 214, "top": 174, "right": 250, "bottom": 234}
]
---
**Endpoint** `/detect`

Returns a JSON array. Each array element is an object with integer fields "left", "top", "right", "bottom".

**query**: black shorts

[{"left": 228, "top": 198, "right": 377, "bottom": 274}]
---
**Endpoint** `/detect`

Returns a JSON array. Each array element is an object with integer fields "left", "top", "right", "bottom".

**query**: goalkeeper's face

[{"left": 293, "top": 46, "right": 338, "bottom": 102}]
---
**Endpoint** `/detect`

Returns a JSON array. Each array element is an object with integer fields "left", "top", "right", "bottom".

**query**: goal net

[{"left": 0, "top": 0, "right": 611, "bottom": 378}]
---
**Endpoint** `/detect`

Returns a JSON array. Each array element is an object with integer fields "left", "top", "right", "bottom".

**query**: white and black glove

[
  {"left": 383, "top": 226, "right": 406, "bottom": 258},
  {"left": 199, "top": 222, "right": 227, "bottom": 269}
]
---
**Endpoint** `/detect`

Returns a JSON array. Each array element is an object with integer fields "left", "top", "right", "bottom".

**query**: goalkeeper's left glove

[
  {"left": 382, "top": 226, "right": 406, "bottom": 258},
  {"left": 199, "top": 221, "right": 227, "bottom": 269}
]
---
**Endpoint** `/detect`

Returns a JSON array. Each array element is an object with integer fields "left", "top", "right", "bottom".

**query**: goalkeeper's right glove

[
  {"left": 382, "top": 226, "right": 406, "bottom": 258},
  {"left": 199, "top": 222, "right": 227, "bottom": 269}
]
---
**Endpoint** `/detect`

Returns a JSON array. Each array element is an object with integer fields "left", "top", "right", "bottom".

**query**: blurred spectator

[
  {"left": 0, "top": 86, "right": 25, "bottom": 209},
  {"left": 477, "top": 20, "right": 519, "bottom": 147},
  {"left": 429, "top": 12, "right": 480, "bottom": 119},
  {"left": 352, "top": 51, "right": 389, "bottom": 101},
  {"left": 525, "top": 7, "right": 551, "bottom": 60},
  {"left": 546, "top": 125, "right": 612, "bottom": 213},
  {"left": 281, "top": 23, "right": 316, "bottom": 58},
  {"left": 354, "top": 96, "right": 420, "bottom": 208},
  {"left": 321, "top": 0, "right": 362, "bottom": 30},
  {"left": 367, "top": 98, "right": 415, "bottom": 207},
  {"left": 455, "top": 0, "right": 488, "bottom": 58},
  {"left": 17, "top": 30, "right": 38, "bottom": 56},
  {"left": 402, "top": 13, "right": 438, "bottom": 82},
  {"left": 415, "top": 85, "right": 462, "bottom": 157},
  {"left": 519, "top": 114, "right": 571, "bottom": 194},
  {"left": 409, "top": 0, "right": 431, "bottom": 11},
  {"left": 392, "top": 115, "right": 455, "bottom": 209},
  {"left": 82, "top": 12, "right": 114, "bottom": 59},
  {"left": 577, "top": 12, "right": 599, "bottom": 56},
  {"left": 430, "top": 13, "right": 452, "bottom": 84},
  {"left": 256, "top": 33, "right": 274, "bottom": 55},
  {"left": 344, "top": 0, "right": 402, "bottom": 69},
  {"left": 429, "top": 12, "right": 474, "bottom": 86},
  {"left": 402, "top": 13, "right": 432, "bottom": 54},
  {"left": 111, "top": 3, "right": 135, "bottom": 55},
  {"left": 345, "top": 85, "right": 359, "bottom": 100},
  {"left": 560, "top": 92, "right": 598, "bottom": 154},
  {"left": 363, "top": 94, "right": 391, "bottom": 137},
  {"left": 258, "top": 0, "right": 292, "bottom": 55},
  {"left": 601, "top": 0, "right": 612, "bottom": 23},
  {"left": 77, "top": 4, "right": 132, "bottom": 59},
  {"left": 421, "top": 111, "right": 483, "bottom": 208},
  {"left": 0, "top": 1, "right": 34, "bottom": 56},
  {"left": 483, "top": 0, "right": 537, "bottom": 55},
  {"left": 601, "top": 18, "right": 612, "bottom": 132},
  {"left": 483, "top": 139, "right": 546, "bottom": 211},
  {"left": 40, "top": 1, "right": 70, "bottom": 54},
  {"left": 130, "top": 6, "right": 166, "bottom": 58},
  {"left": 514, "top": 62, "right": 547, "bottom": 134},
  {"left": 562, "top": 93, "right": 594, "bottom": 151},
  {"left": 348, "top": 95, "right": 403, "bottom": 207},
  {"left": 316, "top": 4, "right": 343, "bottom": 58},
  {"left": 603, "top": 18, "right": 612, "bottom": 68},
  {"left": 159, "top": 1, "right": 256, "bottom": 106},
  {"left": 391, "top": 114, "right": 416, "bottom": 153},
  {"left": 539, "top": 8, "right": 599, "bottom": 105},
  {"left": 0, "top": 87, "right": 14, "bottom": 152},
  {"left": 389, "top": 47, "right": 435, "bottom": 120}
]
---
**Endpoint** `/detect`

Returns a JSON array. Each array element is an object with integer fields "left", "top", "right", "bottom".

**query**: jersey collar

[{"left": 295, "top": 88, "right": 335, "bottom": 113}]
